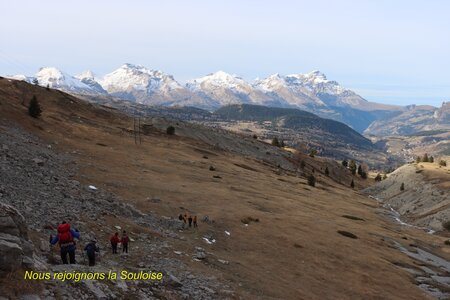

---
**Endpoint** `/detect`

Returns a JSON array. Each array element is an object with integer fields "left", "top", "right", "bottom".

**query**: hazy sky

[{"left": 1, "top": 0, "right": 449, "bottom": 106}]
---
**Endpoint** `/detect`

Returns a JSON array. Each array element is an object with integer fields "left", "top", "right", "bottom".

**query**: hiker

[
  {"left": 84, "top": 240, "right": 100, "bottom": 266},
  {"left": 110, "top": 232, "right": 120, "bottom": 254},
  {"left": 193, "top": 215, "right": 198, "bottom": 228},
  {"left": 50, "top": 221, "right": 80, "bottom": 264},
  {"left": 188, "top": 215, "right": 193, "bottom": 227},
  {"left": 121, "top": 231, "right": 129, "bottom": 253},
  {"left": 183, "top": 213, "right": 188, "bottom": 228}
]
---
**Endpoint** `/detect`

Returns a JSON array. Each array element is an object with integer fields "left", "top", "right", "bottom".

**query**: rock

[
  {"left": 19, "top": 295, "right": 41, "bottom": 300},
  {"left": 137, "top": 261, "right": 145, "bottom": 268},
  {"left": 150, "top": 198, "right": 161, "bottom": 203},
  {"left": 195, "top": 251, "right": 207, "bottom": 260},
  {"left": 39, "top": 240, "right": 50, "bottom": 252},
  {"left": 165, "top": 274, "right": 183, "bottom": 288},
  {"left": 32, "top": 158, "right": 45, "bottom": 166},
  {"left": 0, "top": 239, "right": 22, "bottom": 272},
  {"left": 0, "top": 202, "right": 34, "bottom": 276},
  {"left": 201, "top": 286, "right": 215, "bottom": 294},
  {"left": 218, "top": 259, "right": 229, "bottom": 265}
]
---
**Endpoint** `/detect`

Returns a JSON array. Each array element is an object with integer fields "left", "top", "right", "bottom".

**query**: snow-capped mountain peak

[
  {"left": 76, "top": 70, "right": 96, "bottom": 81},
  {"left": 35, "top": 67, "right": 95, "bottom": 93},
  {"left": 99, "top": 63, "right": 189, "bottom": 104}
]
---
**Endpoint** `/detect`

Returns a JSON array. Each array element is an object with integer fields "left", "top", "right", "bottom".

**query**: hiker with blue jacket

[{"left": 50, "top": 221, "right": 81, "bottom": 264}]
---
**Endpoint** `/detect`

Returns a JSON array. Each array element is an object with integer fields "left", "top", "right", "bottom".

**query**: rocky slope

[
  {"left": 364, "top": 161, "right": 450, "bottom": 231},
  {"left": 0, "top": 122, "right": 231, "bottom": 299}
]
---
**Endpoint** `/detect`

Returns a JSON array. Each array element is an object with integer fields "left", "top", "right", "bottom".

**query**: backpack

[
  {"left": 122, "top": 236, "right": 129, "bottom": 244},
  {"left": 57, "top": 223, "right": 73, "bottom": 244}
]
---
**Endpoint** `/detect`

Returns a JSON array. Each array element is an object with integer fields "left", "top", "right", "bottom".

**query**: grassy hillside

[{"left": 1, "top": 77, "right": 449, "bottom": 299}]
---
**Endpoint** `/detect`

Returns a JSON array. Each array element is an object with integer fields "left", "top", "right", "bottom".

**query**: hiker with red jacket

[
  {"left": 50, "top": 221, "right": 81, "bottom": 264},
  {"left": 110, "top": 232, "right": 120, "bottom": 254},
  {"left": 121, "top": 231, "right": 129, "bottom": 253}
]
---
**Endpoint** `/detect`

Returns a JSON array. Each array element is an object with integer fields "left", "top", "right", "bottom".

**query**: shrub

[
  {"left": 241, "top": 216, "right": 259, "bottom": 224},
  {"left": 307, "top": 174, "right": 316, "bottom": 187},
  {"left": 400, "top": 182, "right": 405, "bottom": 191},
  {"left": 350, "top": 179, "right": 355, "bottom": 188},
  {"left": 429, "top": 156, "right": 434, "bottom": 163},
  {"left": 382, "top": 174, "right": 387, "bottom": 180},
  {"left": 360, "top": 171, "right": 367, "bottom": 179},
  {"left": 325, "top": 167, "right": 329, "bottom": 176},
  {"left": 342, "top": 160, "right": 348, "bottom": 167},
  {"left": 252, "top": 134, "right": 258, "bottom": 139},
  {"left": 374, "top": 173, "right": 382, "bottom": 182},
  {"left": 309, "top": 149, "right": 317, "bottom": 158},
  {"left": 349, "top": 160, "right": 357, "bottom": 175},
  {"left": 166, "top": 126, "right": 175, "bottom": 135},
  {"left": 28, "top": 96, "right": 42, "bottom": 118},
  {"left": 422, "top": 153, "right": 429, "bottom": 162},
  {"left": 416, "top": 156, "right": 421, "bottom": 163},
  {"left": 271, "top": 137, "right": 280, "bottom": 147},
  {"left": 443, "top": 221, "right": 450, "bottom": 231},
  {"left": 439, "top": 160, "right": 447, "bottom": 167}
]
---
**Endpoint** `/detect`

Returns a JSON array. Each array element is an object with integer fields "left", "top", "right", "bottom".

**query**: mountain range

[{"left": 6, "top": 63, "right": 449, "bottom": 134}]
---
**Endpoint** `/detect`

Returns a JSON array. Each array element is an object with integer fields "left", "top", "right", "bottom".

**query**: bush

[
  {"left": 325, "top": 167, "right": 329, "bottom": 176},
  {"left": 429, "top": 156, "right": 434, "bottom": 163},
  {"left": 360, "top": 171, "right": 367, "bottom": 179},
  {"left": 252, "top": 134, "right": 258, "bottom": 139},
  {"left": 166, "top": 126, "right": 175, "bottom": 135},
  {"left": 307, "top": 174, "right": 316, "bottom": 187},
  {"left": 374, "top": 173, "right": 382, "bottom": 182},
  {"left": 342, "top": 160, "right": 348, "bottom": 167},
  {"left": 443, "top": 221, "right": 450, "bottom": 231},
  {"left": 271, "top": 137, "right": 280, "bottom": 147},
  {"left": 400, "top": 183, "right": 405, "bottom": 191},
  {"left": 350, "top": 179, "right": 355, "bottom": 188},
  {"left": 349, "top": 160, "right": 357, "bottom": 175},
  {"left": 439, "top": 160, "right": 447, "bottom": 167},
  {"left": 309, "top": 149, "right": 317, "bottom": 158},
  {"left": 28, "top": 96, "right": 42, "bottom": 118},
  {"left": 241, "top": 217, "right": 259, "bottom": 224}
]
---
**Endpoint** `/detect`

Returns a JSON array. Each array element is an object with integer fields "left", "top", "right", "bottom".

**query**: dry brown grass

[{"left": 0, "top": 78, "right": 444, "bottom": 299}]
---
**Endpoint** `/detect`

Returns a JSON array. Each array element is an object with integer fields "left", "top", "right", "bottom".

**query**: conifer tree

[{"left": 28, "top": 95, "right": 42, "bottom": 118}]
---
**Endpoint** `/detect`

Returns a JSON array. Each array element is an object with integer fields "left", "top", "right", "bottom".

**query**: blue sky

[{"left": 1, "top": 0, "right": 449, "bottom": 106}]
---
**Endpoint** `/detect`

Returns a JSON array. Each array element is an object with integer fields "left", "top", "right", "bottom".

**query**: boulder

[{"left": 0, "top": 202, "right": 34, "bottom": 276}]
